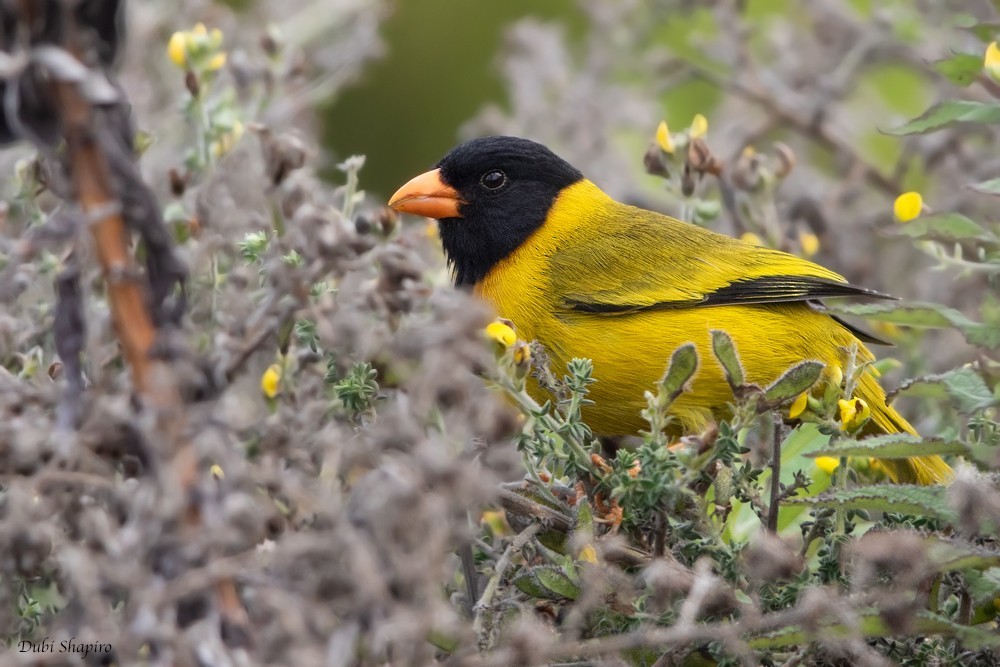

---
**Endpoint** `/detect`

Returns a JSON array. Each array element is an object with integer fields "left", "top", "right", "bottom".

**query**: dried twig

[{"left": 473, "top": 522, "right": 541, "bottom": 649}]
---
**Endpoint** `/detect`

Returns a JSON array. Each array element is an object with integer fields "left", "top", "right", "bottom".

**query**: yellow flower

[
  {"left": 689, "top": 113, "right": 709, "bottom": 139},
  {"left": 655, "top": 120, "right": 674, "bottom": 154},
  {"left": 485, "top": 321, "right": 516, "bottom": 348},
  {"left": 480, "top": 510, "right": 510, "bottom": 537},
  {"left": 838, "top": 397, "right": 871, "bottom": 433},
  {"left": 207, "top": 51, "right": 227, "bottom": 72},
  {"left": 740, "top": 232, "right": 763, "bottom": 246},
  {"left": 893, "top": 191, "right": 923, "bottom": 223},
  {"left": 210, "top": 27, "right": 224, "bottom": 48},
  {"left": 512, "top": 341, "right": 532, "bottom": 367},
  {"left": 789, "top": 392, "right": 808, "bottom": 419},
  {"left": 192, "top": 22, "right": 208, "bottom": 36},
  {"left": 815, "top": 456, "right": 839, "bottom": 475},
  {"left": 798, "top": 231, "right": 820, "bottom": 258},
  {"left": 167, "top": 31, "right": 188, "bottom": 68},
  {"left": 210, "top": 463, "right": 225, "bottom": 479},
  {"left": 261, "top": 363, "right": 282, "bottom": 398},
  {"left": 210, "top": 121, "right": 244, "bottom": 159},
  {"left": 828, "top": 363, "right": 843, "bottom": 389},
  {"left": 985, "top": 42, "right": 1000, "bottom": 83},
  {"left": 578, "top": 544, "right": 599, "bottom": 564}
]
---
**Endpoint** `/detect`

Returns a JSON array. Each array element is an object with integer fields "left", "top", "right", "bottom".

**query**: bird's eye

[{"left": 480, "top": 169, "right": 507, "bottom": 190}]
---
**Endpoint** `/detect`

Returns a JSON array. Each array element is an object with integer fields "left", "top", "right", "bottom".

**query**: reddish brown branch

[
  {"left": 52, "top": 78, "right": 161, "bottom": 396},
  {"left": 41, "top": 6, "right": 252, "bottom": 646}
]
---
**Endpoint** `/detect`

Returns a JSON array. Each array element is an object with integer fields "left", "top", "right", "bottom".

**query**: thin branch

[
  {"left": 473, "top": 522, "right": 541, "bottom": 649},
  {"left": 768, "top": 414, "right": 782, "bottom": 533}
]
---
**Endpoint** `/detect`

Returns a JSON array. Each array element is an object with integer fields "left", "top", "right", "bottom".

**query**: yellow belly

[{"left": 496, "top": 300, "right": 855, "bottom": 435}]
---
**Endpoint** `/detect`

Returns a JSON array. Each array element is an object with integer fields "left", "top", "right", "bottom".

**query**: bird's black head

[{"left": 389, "top": 136, "right": 583, "bottom": 286}]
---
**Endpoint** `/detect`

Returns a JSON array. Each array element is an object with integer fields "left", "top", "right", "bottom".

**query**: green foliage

[
  {"left": 830, "top": 302, "right": 1000, "bottom": 349},
  {"left": 333, "top": 361, "right": 380, "bottom": 414},
  {"left": 893, "top": 367, "right": 999, "bottom": 413},
  {"left": 933, "top": 53, "right": 986, "bottom": 87},
  {"left": 892, "top": 212, "right": 999, "bottom": 243},
  {"left": 888, "top": 100, "right": 1000, "bottom": 135},
  {"left": 806, "top": 433, "right": 969, "bottom": 460},
  {"left": 787, "top": 484, "right": 958, "bottom": 523}
]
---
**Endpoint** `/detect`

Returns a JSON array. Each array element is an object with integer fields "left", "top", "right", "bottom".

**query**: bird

[{"left": 388, "top": 136, "right": 953, "bottom": 485}]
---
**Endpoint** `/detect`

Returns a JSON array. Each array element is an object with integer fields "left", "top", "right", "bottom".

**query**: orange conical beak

[{"left": 388, "top": 168, "right": 465, "bottom": 219}]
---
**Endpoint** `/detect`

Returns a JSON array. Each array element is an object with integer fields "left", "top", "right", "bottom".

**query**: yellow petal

[
  {"left": 985, "top": 42, "right": 1000, "bottom": 81},
  {"left": 167, "top": 31, "right": 188, "bottom": 68},
  {"left": 837, "top": 398, "right": 855, "bottom": 425},
  {"left": 210, "top": 463, "right": 225, "bottom": 479},
  {"left": 828, "top": 364, "right": 843, "bottom": 389},
  {"left": 893, "top": 191, "right": 923, "bottom": 223},
  {"left": 815, "top": 456, "right": 840, "bottom": 475},
  {"left": 789, "top": 392, "right": 808, "bottom": 419},
  {"left": 838, "top": 397, "right": 870, "bottom": 432},
  {"left": 798, "top": 231, "right": 820, "bottom": 258},
  {"left": 740, "top": 232, "right": 763, "bottom": 246},
  {"left": 261, "top": 363, "right": 282, "bottom": 398},
  {"left": 655, "top": 120, "right": 674, "bottom": 154},
  {"left": 207, "top": 51, "right": 227, "bottom": 72},
  {"left": 578, "top": 544, "right": 598, "bottom": 564},
  {"left": 192, "top": 22, "right": 208, "bottom": 36},
  {"left": 512, "top": 341, "right": 532, "bottom": 366},
  {"left": 485, "top": 321, "right": 516, "bottom": 348},
  {"left": 481, "top": 510, "right": 510, "bottom": 537},
  {"left": 689, "top": 113, "right": 709, "bottom": 139}
]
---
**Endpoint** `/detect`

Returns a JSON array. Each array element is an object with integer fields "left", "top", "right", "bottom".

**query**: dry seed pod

[
  {"left": 643, "top": 143, "right": 670, "bottom": 178},
  {"left": 772, "top": 142, "right": 796, "bottom": 179},
  {"left": 686, "top": 137, "right": 723, "bottom": 176}
]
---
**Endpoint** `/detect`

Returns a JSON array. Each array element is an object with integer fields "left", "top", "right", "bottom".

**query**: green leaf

[
  {"left": 762, "top": 361, "right": 824, "bottom": 407},
  {"left": 933, "top": 53, "right": 985, "bottom": 87},
  {"left": 748, "top": 609, "right": 1000, "bottom": 649},
  {"left": 806, "top": 433, "right": 968, "bottom": 460},
  {"left": 710, "top": 329, "right": 744, "bottom": 390},
  {"left": 828, "top": 302, "right": 1000, "bottom": 349},
  {"left": 923, "top": 536, "right": 1000, "bottom": 574},
  {"left": 955, "top": 15, "right": 1000, "bottom": 42},
  {"left": 967, "top": 441, "right": 1000, "bottom": 469},
  {"left": 891, "top": 367, "right": 998, "bottom": 413},
  {"left": 574, "top": 498, "right": 595, "bottom": 539},
  {"left": 785, "top": 484, "right": 957, "bottom": 524},
  {"left": 892, "top": 213, "right": 999, "bottom": 243},
  {"left": 512, "top": 565, "right": 581, "bottom": 600},
  {"left": 657, "top": 343, "right": 699, "bottom": 404},
  {"left": 965, "top": 567, "right": 1000, "bottom": 606},
  {"left": 968, "top": 177, "right": 1000, "bottom": 196},
  {"left": 887, "top": 101, "right": 1000, "bottom": 135},
  {"left": 911, "top": 612, "right": 1000, "bottom": 650}
]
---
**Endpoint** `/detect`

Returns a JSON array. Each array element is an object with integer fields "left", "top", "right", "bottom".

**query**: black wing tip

[
  {"left": 561, "top": 276, "right": 896, "bottom": 315},
  {"left": 839, "top": 283, "right": 899, "bottom": 301},
  {"left": 702, "top": 276, "right": 897, "bottom": 306}
]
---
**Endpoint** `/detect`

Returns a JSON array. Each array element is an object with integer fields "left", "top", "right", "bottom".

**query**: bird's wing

[{"left": 549, "top": 202, "right": 891, "bottom": 316}]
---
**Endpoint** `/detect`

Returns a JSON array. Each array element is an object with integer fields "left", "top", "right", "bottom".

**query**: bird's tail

[{"left": 857, "top": 372, "right": 954, "bottom": 485}]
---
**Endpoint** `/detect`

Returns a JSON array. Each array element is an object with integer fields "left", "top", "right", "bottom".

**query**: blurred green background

[
  {"left": 317, "top": 0, "right": 932, "bottom": 197},
  {"left": 320, "top": 0, "right": 583, "bottom": 196}
]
